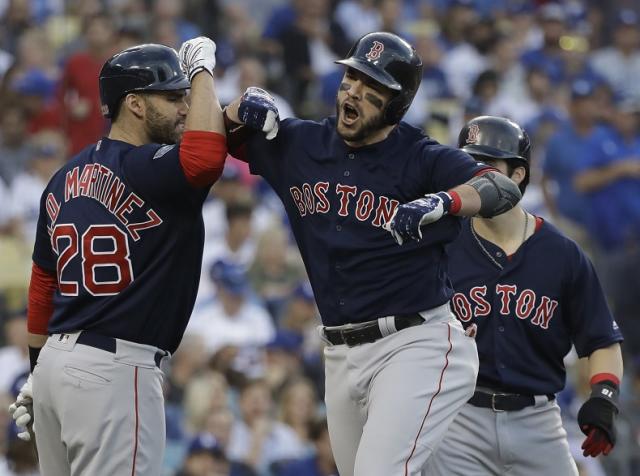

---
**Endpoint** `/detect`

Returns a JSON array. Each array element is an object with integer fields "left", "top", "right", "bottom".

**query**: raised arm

[
  {"left": 223, "top": 88, "right": 281, "bottom": 160},
  {"left": 177, "top": 37, "right": 227, "bottom": 187}
]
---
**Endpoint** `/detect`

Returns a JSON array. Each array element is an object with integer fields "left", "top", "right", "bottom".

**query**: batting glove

[
  {"left": 8, "top": 374, "right": 34, "bottom": 441},
  {"left": 383, "top": 192, "right": 452, "bottom": 245},
  {"left": 577, "top": 379, "right": 619, "bottom": 457},
  {"left": 179, "top": 36, "right": 216, "bottom": 82},
  {"left": 238, "top": 87, "right": 280, "bottom": 140}
]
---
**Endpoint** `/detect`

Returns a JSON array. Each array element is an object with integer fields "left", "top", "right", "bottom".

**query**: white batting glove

[
  {"left": 179, "top": 36, "right": 217, "bottom": 82},
  {"left": 8, "top": 374, "right": 34, "bottom": 441}
]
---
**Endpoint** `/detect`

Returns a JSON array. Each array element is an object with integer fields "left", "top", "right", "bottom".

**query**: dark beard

[
  {"left": 144, "top": 100, "right": 181, "bottom": 144},
  {"left": 335, "top": 100, "right": 387, "bottom": 143}
]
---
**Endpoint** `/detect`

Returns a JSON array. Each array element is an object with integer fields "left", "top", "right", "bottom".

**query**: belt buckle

[
  {"left": 342, "top": 328, "right": 363, "bottom": 347},
  {"left": 335, "top": 324, "right": 353, "bottom": 346},
  {"left": 491, "top": 393, "right": 507, "bottom": 412}
]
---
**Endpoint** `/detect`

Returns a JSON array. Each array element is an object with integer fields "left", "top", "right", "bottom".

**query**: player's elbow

[
  {"left": 179, "top": 131, "right": 228, "bottom": 187},
  {"left": 467, "top": 171, "right": 522, "bottom": 218}
]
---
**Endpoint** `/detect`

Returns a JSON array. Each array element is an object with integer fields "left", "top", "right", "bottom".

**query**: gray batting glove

[
  {"left": 179, "top": 36, "right": 217, "bottom": 82},
  {"left": 8, "top": 374, "right": 34, "bottom": 441}
]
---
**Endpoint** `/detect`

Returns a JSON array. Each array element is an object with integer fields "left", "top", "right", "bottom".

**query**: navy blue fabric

[
  {"left": 448, "top": 218, "right": 623, "bottom": 395},
  {"left": 32, "top": 138, "right": 209, "bottom": 353},
  {"left": 246, "top": 116, "right": 487, "bottom": 326}
]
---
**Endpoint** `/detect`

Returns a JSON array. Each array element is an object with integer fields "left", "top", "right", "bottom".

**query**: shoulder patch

[{"left": 153, "top": 144, "right": 176, "bottom": 160}]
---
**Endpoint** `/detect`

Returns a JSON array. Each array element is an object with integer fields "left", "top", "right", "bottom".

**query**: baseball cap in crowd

[
  {"left": 616, "top": 9, "right": 639, "bottom": 27},
  {"left": 209, "top": 260, "right": 249, "bottom": 296},
  {"left": 570, "top": 78, "right": 596, "bottom": 99},
  {"left": 187, "top": 433, "right": 227, "bottom": 460},
  {"left": 539, "top": 3, "right": 566, "bottom": 23},
  {"left": 266, "top": 329, "right": 304, "bottom": 353},
  {"left": 11, "top": 69, "right": 56, "bottom": 100}
]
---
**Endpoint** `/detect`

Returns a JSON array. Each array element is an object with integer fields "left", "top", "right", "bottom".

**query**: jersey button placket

[
  {"left": 344, "top": 170, "right": 350, "bottom": 177},
  {"left": 347, "top": 153, "right": 355, "bottom": 159}
]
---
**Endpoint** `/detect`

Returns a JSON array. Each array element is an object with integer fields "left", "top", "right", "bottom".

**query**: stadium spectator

[
  {"left": 187, "top": 260, "right": 275, "bottom": 361},
  {"left": 590, "top": 9, "right": 640, "bottom": 103},
  {"left": 57, "top": 12, "right": 115, "bottom": 154},
  {"left": 227, "top": 379, "right": 308, "bottom": 476},
  {"left": 0, "top": 102, "right": 30, "bottom": 185},
  {"left": 541, "top": 78, "right": 609, "bottom": 233}
]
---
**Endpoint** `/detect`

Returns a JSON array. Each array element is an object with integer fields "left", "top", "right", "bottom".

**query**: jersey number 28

[{"left": 52, "top": 224, "right": 133, "bottom": 296}]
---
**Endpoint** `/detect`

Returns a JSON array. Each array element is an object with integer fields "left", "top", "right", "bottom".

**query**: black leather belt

[
  {"left": 76, "top": 331, "right": 165, "bottom": 367},
  {"left": 468, "top": 390, "right": 555, "bottom": 412},
  {"left": 323, "top": 313, "right": 425, "bottom": 347}
]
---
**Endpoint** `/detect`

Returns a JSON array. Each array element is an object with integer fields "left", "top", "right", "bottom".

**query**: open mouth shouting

[{"left": 341, "top": 101, "right": 360, "bottom": 126}]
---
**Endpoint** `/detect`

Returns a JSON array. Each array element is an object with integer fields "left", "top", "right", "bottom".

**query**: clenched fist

[
  {"left": 238, "top": 87, "right": 280, "bottom": 140},
  {"left": 179, "top": 36, "right": 217, "bottom": 82}
]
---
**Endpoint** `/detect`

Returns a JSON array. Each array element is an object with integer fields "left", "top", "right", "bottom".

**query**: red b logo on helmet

[
  {"left": 365, "top": 41, "right": 385, "bottom": 61},
  {"left": 466, "top": 124, "right": 480, "bottom": 144}
]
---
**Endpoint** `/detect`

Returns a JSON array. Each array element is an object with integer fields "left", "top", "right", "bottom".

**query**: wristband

[
  {"left": 589, "top": 380, "right": 620, "bottom": 409},
  {"left": 590, "top": 373, "right": 620, "bottom": 387}
]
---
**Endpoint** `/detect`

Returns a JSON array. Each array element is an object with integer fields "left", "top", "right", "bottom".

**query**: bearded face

[
  {"left": 142, "top": 92, "right": 187, "bottom": 144},
  {"left": 335, "top": 68, "right": 393, "bottom": 146}
]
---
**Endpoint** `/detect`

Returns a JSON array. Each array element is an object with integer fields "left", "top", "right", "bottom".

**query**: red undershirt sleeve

[
  {"left": 179, "top": 130, "right": 227, "bottom": 187},
  {"left": 28, "top": 263, "right": 57, "bottom": 335}
]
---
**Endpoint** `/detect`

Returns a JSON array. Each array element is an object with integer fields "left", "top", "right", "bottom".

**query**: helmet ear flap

[{"left": 383, "top": 91, "right": 413, "bottom": 125}]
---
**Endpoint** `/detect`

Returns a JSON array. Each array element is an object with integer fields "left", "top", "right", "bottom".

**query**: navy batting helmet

[
  {"left": 99, "top": 43, "right": 190, "bottom": 119},
  {"left": 459, "top": 115, "right": 531, "bottom": 192},
  {"left": 335, "top": 32, "right": 423, "bottom": 124}
]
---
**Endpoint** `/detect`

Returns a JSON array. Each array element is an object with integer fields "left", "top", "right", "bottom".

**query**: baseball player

[
  {"left": 222, "top": 32, "right": 522, "bottom": 476},
  {"left": 6, "top": 38, "right": 233, "bottom": 475},
  {"left": 426, "top": 116, "right": 624, "bottom": 476}
]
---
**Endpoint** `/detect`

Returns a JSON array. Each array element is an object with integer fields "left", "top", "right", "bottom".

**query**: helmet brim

[
  {"left": 335, "top": 58, "right": 402, "bottom": 91},
  {"left": 461, "top": 144, "right": 528, "bottom": 163},
  {"left": 137, "top": 74, "right": 191, "bottom": 93}
]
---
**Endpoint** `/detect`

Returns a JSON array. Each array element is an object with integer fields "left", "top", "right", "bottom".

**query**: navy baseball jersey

[
  {"left": 448, "top": 218, "right": 623, "bottom": 395},
  {"left": 246, "top": 117, "right": 488, "bottom": 326},
  {"left": 32, "top": 138, "right": 209, "bottom": 353}
]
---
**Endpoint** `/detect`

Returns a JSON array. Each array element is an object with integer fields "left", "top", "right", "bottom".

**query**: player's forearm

[
  {"left": 588, "top": 344, "right": 623, "bottom": 382},
  {"left": 574, "top": 163, "right": 632, "bottom": 193},
  {"left": 184, "top": 73, "right": 225, "bottom": 134},
  {"left": 447, "top": 184, "right": 481, "bottom": 216}
]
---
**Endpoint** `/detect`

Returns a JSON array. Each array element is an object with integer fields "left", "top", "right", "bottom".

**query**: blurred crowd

[{"left": 0, "top": 0, "right": 640, "bottom": 475}]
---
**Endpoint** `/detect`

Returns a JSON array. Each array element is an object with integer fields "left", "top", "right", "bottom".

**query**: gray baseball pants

[
  {"left": 322, "top": 303, "right": 479, "bottom": 476},
  {"left": 425, "top": 398, "right": 579, "bottom": 475},
  {"left": 32, "top": 331, "right": 168, "bottom": 476}
]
